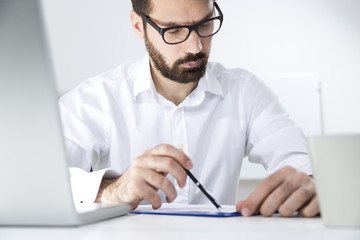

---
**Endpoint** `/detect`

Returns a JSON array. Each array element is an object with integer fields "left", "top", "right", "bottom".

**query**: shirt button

[
  {"left": 176, "top": 107, "right": 182, "bottom": 112},
  {"left": 178, "top": 144, "right": 184, "bottom": 150}
]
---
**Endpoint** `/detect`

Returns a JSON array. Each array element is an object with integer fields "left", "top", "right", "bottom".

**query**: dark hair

[
  {"left": 131, "top": 0, "right": 153, "bottom": 16},
  {"left": 131, "top": 0, "right": 216, "bottom": 16}
]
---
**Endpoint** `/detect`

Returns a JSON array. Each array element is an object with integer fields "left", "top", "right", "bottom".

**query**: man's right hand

[{"left": 95, "top": 144, "right": 193, "bottom": 210}]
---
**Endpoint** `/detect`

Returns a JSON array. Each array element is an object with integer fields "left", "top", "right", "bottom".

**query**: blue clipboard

[
  {"left": 130, "top": 210, "right": 241, "bottom": 217},
  {"left": 130, "top": 204, "right": 242, "bottom": 217}
]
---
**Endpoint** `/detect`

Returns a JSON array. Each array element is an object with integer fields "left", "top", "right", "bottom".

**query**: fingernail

[
  {"left": 241, "top": 207, "right": 250, "bottom": 217},
  {"left": 186, "top": 160, "right": 193, "bottom": 169}
]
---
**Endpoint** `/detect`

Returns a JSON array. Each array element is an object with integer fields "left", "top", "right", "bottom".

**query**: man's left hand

[{"left": 236, "top": 166, "right": 320, "bottom": 217}]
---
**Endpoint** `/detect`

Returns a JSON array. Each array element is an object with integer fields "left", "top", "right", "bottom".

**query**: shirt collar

[
  {"left": 133, "top": 54, "right": 158, "bottom": 102},
  {"left": 203, "top": 64, "right": 224, "bottom": 98},
  {"left": 133, "top": 55, "right": 224, "bottom": 103}
]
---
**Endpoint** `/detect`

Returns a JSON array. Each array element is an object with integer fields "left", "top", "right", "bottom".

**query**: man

[{"left": 59, "top": 0, "right": 319, "bottom": 217}]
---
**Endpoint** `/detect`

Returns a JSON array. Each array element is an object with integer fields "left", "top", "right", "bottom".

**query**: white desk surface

[{"left": 1, "top": 213, "right": 360, "bottom": 240}]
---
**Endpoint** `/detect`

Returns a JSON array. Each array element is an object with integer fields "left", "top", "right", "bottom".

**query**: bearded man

[{"left": 59, "top": 0, "right": 319, "bottom": 217}]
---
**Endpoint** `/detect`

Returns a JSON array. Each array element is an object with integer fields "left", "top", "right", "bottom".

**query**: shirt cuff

[{"left": 69, "top": 167, "right": 121, "bottom": 204}]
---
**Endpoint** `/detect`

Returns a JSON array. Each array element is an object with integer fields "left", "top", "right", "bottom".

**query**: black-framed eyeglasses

[{"left": 142, "top": 2, "right": 223, "bottom": 45}]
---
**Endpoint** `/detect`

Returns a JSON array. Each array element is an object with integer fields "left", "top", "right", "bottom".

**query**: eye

[
  {"left": 199, "top": 22, "right": 211, "bottom": 29},
  {"left": 167, "top": 28, "right": 181, "bottom": 35}
]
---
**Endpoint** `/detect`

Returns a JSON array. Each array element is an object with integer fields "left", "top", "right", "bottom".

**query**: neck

[{"left": 149, "top": 60, "right": 198, "bottom": 106}]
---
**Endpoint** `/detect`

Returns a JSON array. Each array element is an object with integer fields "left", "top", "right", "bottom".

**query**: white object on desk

[
  {"left": 131, "top": 203, "right": 239, "bottom": 217},
  {"left": 308, "top": 134, "right": 360, "bottom": 228}
]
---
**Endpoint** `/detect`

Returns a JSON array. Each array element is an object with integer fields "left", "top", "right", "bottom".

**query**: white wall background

[{"left": 42, "top": 0, "right": 360, "bottom": 134}]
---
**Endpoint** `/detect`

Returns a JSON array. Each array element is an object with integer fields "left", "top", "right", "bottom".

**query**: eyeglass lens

[{"left": 163, "top": 18, "right": 221, "bottom": 44}]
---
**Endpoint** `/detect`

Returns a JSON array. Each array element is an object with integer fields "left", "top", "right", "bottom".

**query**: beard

[{"left": 144, "top": 34, "right": 209, "bottom": 84}]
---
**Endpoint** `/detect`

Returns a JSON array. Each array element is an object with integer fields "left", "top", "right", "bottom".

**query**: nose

[{"left": 184, "top": 30, "right": 202, "bottom": 54}]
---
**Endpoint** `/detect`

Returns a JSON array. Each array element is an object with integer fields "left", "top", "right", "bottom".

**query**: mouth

[{"left": 182, "top": 60, "right": 201, "bottom": 68}]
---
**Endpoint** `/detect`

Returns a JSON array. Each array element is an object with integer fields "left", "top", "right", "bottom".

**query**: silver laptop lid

[
  {"left": 308, "top": 134, "right": 360, "bottom": 228},
  {"left": 0, "top": 0, "right": 78, "bottom": 225}
]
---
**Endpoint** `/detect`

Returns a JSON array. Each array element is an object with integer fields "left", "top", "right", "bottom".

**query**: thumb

[{"left": 236, "top": 200, "right": 251, "bottom": 217}]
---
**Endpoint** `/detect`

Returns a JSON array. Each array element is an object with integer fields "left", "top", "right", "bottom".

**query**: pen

[{"left": 184, "top": 169, "right": 223, "bottom": 211}]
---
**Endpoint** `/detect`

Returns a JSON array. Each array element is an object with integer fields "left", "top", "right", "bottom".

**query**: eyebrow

[{"left": 157, "top": 11, "right": 214, "bottom": 28}]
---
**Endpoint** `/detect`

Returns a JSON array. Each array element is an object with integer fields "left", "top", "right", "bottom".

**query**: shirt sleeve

[
  {"left": 243, "top": 75, "right": 313, "bottom": 175},
  {"left": 69, "top": 167, "right": 120, "bottom": 204},
  {"left": 58, "top": 82, "right": 116, "bottom": 203}
]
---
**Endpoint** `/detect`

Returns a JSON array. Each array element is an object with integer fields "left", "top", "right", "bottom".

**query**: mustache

[{"left": 175, "top": 52, "right": 207, "bottom": 66}]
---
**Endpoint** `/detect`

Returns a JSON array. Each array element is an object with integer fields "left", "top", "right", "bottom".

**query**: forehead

[{"left": 149, "top": 0, "right": 213, "bottom": 25}]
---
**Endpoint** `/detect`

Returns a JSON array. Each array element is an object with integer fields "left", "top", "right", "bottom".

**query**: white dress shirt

[{"left": 59, "top": 54, "right": 312, "bottom": 205}]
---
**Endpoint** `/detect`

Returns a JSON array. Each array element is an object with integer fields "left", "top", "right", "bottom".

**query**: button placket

[{"left": 171, "top": 106, "right": 190, "bottom": 203}]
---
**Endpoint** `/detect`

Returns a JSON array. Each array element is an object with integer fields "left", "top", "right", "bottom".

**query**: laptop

[
  {"left": 0, "top": 0, "right": 130, "bottom": 226},
  {"left": 308, "top": 135, "right": 360, "bottom": 227}
]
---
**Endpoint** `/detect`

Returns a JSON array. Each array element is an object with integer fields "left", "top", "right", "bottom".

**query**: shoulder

[
  {"left": 59, "top": 57, "right": 143, "bottom": 107},
  {"left": 206, "top": 62, "right": 266, "bottom": 94},
  {"left": 207, "top": 62, "right": 254, "bottom": 80}
]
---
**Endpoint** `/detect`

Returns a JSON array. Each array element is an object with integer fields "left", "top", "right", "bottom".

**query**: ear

[{"left": 130, "top": 10, "right": 145, "bottom": 39}]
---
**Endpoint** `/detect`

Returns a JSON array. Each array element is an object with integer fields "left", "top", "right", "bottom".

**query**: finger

[
  {"left": 235, "top": 200, "right": 245, "bottom": 213},
  {"left": 278, "top": 183, "right": 316, "bottom": 217},
  {"left": 241, "top": 166, "right": 296, "bottom": 216},
  {"left": 150, "top": 144, "right": 193, "bottom": 169},
  {"left": 133, "top": 180, "right": 162, "bottom": 210},
  {"left": 298, "top": 195, "right": 320, "bottom": 217},
  {"left": 236, "top": 200, "right": 261, "bottom": 215},
  {"left": 235, "top": 200, "right": 247, "bottom": 214},
  {"left": 142, "top": 169, "right": 177, "bottom": 203},
  {"left": 259, "top": 177, "right": 300, "bottom": 217},
  {"left": 135, "top": 155, "right": 187, "bottom": 187}
]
